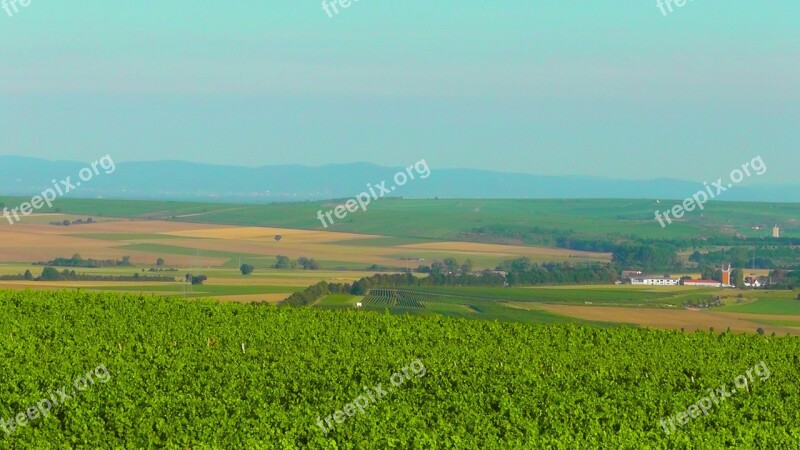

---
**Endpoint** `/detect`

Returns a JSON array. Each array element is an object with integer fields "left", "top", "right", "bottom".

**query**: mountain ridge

[{"left": 1, "top": 156, "right": 797, "bottom": 203}]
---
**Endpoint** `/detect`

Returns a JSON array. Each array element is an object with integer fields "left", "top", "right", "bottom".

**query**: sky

[{"left": 0, "top": 1, "right": 798, "bottom": 183}]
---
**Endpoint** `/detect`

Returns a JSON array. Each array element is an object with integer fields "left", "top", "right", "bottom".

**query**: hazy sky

[{"left": 0, "top": 2, "right": 797, "bottom": 182}]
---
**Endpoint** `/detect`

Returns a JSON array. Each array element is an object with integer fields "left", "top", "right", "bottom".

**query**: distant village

[{"left": 620, "top": 263, "right": 769, "bottom": 289}]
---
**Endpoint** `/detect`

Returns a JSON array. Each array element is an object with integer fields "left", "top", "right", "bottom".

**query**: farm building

[
  {"left": 621, "top": 270, "right": 643, "bottom": 279},
  {"left": 631, "top": 276, "right": 680, "bottom": 286},
  {"left": 744, "top": 277, "right": 766, "bottom": 288},
  {"left": 681, "top": 279, "right": 723, "bottom": 287}
]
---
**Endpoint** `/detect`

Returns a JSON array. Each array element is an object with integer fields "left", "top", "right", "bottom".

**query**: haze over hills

[{"left": 1, "top": 155, "right": 798, "bottom": 203}]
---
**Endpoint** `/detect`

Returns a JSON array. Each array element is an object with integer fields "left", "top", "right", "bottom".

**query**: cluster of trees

[
  {"left": 463, "top": 226, "right": 643, "bottom": 254},
  {"left": 503, "top": 261, "right": 618, "bottom": 286},
  {"left": 0, "top": 267, "right": 174, "bottom": 282},
  {"left": 612, "top": 243, "right": 682, "bottom": 273},
  {"left": 416, "top": 257, "right": 473, "bottom": 275},
  {"left": 184, "top": 274, "right": 208, "bottom": 285},
  {"left": 687, "top": 235, "right": 800, "bottom": 247},
  {"left": 0, "top": 270, "right": 35, "bottom": 281},
  {"left": 283, "top": 281, "right": 332, "bottom": 307},
  {"left": 48, "top": 217, "right": 95, "bottom": 226},
  {"left": 690, "top": 247, "right": 800, "bottom": 270},
  {"left": 273, "top": 256, "right": 320, "bottom": 270},
  {"left": 767, "top": 270, "right": 800, "bottom": 290},
  {"left": 421, "top": 257, "right": 619, "bottom": 287},
  {"left": 34, "top": 254, "right": 133, "bottom": 268}
]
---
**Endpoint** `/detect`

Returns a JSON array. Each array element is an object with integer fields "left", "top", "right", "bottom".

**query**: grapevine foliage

[{"left": 0, "top": 290, "right": 798, "bottom": 448}]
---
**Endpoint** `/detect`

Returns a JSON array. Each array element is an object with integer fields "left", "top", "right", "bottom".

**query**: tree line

[
  {"left": 0, "top": 267, "right": 174, "bottom": 282},
  {"left": 282, "top": 258, "right": 618, "bottom": 307},
  {"left": 34, "top": 254, "right": 133, "bottom": 268}
]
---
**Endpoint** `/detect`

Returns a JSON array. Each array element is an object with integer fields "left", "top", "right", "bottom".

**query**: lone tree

[
  {"left": 240, "top": 264, "right": 255, "bottom": 276},
  {"left": 274, "top": 235, "right": 282, "bottom": 242},
  {"left": 156, "top": 257, "right": 165, "bottom": 266},
  {"left": 732, "top": 268, "right": 745, "bottom": 288}
]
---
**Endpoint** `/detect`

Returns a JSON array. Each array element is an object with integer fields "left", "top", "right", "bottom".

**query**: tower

[
  {"left": 721, "top": 263, "right": 732, "bottom": 286},
  {"left": 773, "top": 225, "right": 780, "bottom": 238}
]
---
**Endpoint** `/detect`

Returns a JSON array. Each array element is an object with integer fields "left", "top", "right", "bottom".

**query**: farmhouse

[
  {"left": 744, "top": 277, "right": 765, "bottom": 288},
  {"left": 619, "top": 270, "right": 642, "bottom": 283},
  {"left": 681, "top": 279, "right": 722, "bottom": 287},
  {"left": 631, "top": 276, "right": 680, "bottom": 286}
]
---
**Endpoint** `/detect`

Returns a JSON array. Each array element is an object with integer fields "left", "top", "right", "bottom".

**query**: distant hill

[{"left": 1, "top": 155, "right": 798, "bottom": 202}]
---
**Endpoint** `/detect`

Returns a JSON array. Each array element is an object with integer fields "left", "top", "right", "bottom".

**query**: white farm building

[{"left": 630, "top": 276, "right": 680, "bottom": 286}]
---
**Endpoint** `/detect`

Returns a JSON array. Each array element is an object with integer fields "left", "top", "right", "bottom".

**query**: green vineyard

[
  {"left": 1, "top": 289, "right": 799, "bottom": 448},
  {"left": 362, "top": 289, "right": 426, "bottom": 309}
]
